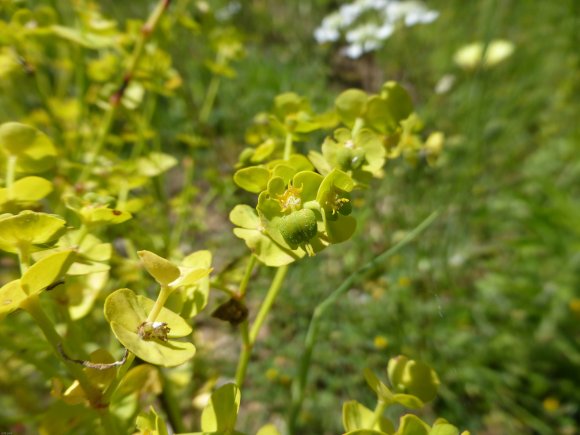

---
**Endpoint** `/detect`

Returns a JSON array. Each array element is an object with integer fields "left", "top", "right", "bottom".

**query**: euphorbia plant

[{"left": 0, "top": 1, "right": 454, "bottom": 434}]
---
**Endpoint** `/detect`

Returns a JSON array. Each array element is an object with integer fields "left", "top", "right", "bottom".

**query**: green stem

[
  {"left": 5, "top": 155, "right": 16, "bottom": 200},
  {"left": 146, "top": 285, "right": 172, "bottom": 323},
  {"left": 352, "top": 117, "right": 364, "bottom": 136},
  {"left": 77, "top": 105, "right": 115, "bottom": 183},
  {"left": 235, "top": 265, "right": 289, "bottom": 387},
  {"left": 210, "top": 281, "right": 237, "bottom": 297},
  {"left": 199, "top": 74, "right": 221, "bottom": 124},
  {"left": 21, "top": 295, "right": 103, "bottom": 408},
  {"left": 283, "top": 131, "right": 293, "bottom": 161},
  {"left": 287, "top": 211, "right": 440, "bottom": 434},
  {"left": 238, "top": 255, "right": 258, "bottom": 299},
  {"left": 369, "top": 401, "right": 386, "bottom": 429},
  {"left": 249, "top": 265, "right": 288, "bottom": 342},
  {"left": 17, "top": 245, "right": 31, "bottom": 274},
  {"left": 235, "top": 320, "right": 251, "bottom": 386},
  {"left": 169, "top": 157, "right": 195, "bottom": 254}
]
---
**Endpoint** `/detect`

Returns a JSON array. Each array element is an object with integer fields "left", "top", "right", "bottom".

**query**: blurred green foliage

[{"left": 0, "top": 0, "right": 579, "bottom": 434}]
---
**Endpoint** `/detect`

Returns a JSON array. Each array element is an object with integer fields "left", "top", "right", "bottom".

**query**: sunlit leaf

[
  {"left": 397, "top": 415, "right": 430, "bottom": 435},
  {"left": 387, "top": 356, "right": 440, "bottom": 403},
  {"left": 335, "top": 89, "right": 368, "bottom": 127},
  {"left": 138, "top": 250, "right": 181, "bottom": 286},
  {"left": 234, "top": 166, "right": 271, "bottom": 193},
  {"left": 135, "top": 406, "right": 169, "bottom": 435},
  {"left": 0, "top": 122, "right": 57, "bottom": 173},
  {"left": 137, "top": 152, "right": 178, "bottom": 177},
  {"left": 342, "top": 400, "right": 394, "bottom": 434},
  {"left": 200, "top": 383, "right": 241, "bottom": 433},
  {"left": 0, "top": 176, "right": 52, "bottom": 205},
  {"left": 81, "top": 206, "right": 132, "bottom": 226},
  {"left": 21, "top": 249, "right": 75, "bottom": 296},
  {"left": 104, "top": 288, "right": 195, "bottom": 367},
  {"left": 113, "top": 364, "right": 162, "bottom": 401},
  {"left": 0, "top": 211, "right": 66, "bottom": 253},
  {"left": 257, "top": 424, "right": 282, "bottom": 435},
  {"left": 0, "top": 279, "right": 26, "bottom": 318}
]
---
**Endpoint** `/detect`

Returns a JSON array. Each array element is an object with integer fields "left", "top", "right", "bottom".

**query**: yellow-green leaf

[
  {"left": 201, "top": 383, "right": 241, "bottom": 433},
  {"left": 257, "top": 424, "right": 282, "bottom": 435},
  {"left": 397, "top": 415, "right": 430, "bottom": 435},
  {"left": 0, "top": 279, "right": 26, "bottom": 318},
  {"left": 0, "top": 122, "right": 57, "bottom": 172},
  {"left": 138, "top": 250, "right": 181, "bottom": 286},
  {"left": 234, "top": 166, "right": 271, "bottom": 193},
  {"left": 342, "top": 400, "right": 395, "bottom": 434},
  {"left": 0, "top": 211, "right": 66, "bottom": 253},
  {"left": 0, "top": 176, "right": 52, "bottom": 204},
  {"left": 21, "top": 249, "right": 75, "bottom": 296},
  {"left": 104, "top": 288, "right": 195, "bottom": 367}
]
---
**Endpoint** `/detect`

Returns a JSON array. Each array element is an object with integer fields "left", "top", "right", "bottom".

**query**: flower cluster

[
  {"left": 231, "top": 82, "right": 444, "bottom": 266},
  {"left": 314, "top": 0, "right": 439, "bottom": 59}
]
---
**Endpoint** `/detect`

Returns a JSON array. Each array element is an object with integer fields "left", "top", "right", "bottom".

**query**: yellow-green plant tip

[
  {"left": 387, "top": 356, "right": 440, "bottom": 403},
  {"left": 138, "top": 250, "right": 181, "bottom": 285}
]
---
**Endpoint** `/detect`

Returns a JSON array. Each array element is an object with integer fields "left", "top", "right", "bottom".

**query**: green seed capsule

[
  {"left": 278, "top": 208, "right": 317, "bottom": 249},
  {"left": 338, "top": 199, "right": 352, "bottom": 216}
]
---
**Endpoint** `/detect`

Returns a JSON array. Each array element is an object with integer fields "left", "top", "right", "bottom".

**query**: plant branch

[
  {"left": 238, "top": 255, "right": 258, "bottom": 299},
  {"left": 58, "top": 344, "right": 129, "bottom": 370},
  {"left": 77, "top": 0, "right": 171, "bottom": 183},
  {"left": 199, "top": 74, "right": 221, "bottom": 124},
  {"left": 235, "top": 264, "right": 289, "bottom": 387},
  {"left": 146, "top": 285, "right": 172, "bottom": 323},
  {"left": 283, "top": 131, "right": 293, "bottom": 161},
  {"left": 369, "top": 400, "right": 386, "bottom": 429}
]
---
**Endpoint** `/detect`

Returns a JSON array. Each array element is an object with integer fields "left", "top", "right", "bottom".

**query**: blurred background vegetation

[{"left": 1, "top": 0, "right": 579, "bottom": 434}]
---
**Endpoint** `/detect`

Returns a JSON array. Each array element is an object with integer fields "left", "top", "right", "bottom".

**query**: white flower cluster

[{"left": 314, "top": 0, "right": 439, "bottom": 59}]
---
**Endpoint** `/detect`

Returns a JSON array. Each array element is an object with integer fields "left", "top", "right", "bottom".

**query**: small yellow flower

[
  {"left": 398, "top": 276, "right": 411, "bottom": 287},
  {"left": 276, "top": 184, "right": 303, "bottom": 212},
  {"left": 373, "top": 335, "right": 389, "bottom": 350},
  {"left": 372, "top": 287, "right": 385, "bottom": 300},
  {"left": 265, "top": 368, "right": 278, "bottom": 381},
  {"left": 569, "top": 298, "right": 580, "bottom": 315},
  {"left": 543, "top": 397, "right": 560, "bottom": 412}
]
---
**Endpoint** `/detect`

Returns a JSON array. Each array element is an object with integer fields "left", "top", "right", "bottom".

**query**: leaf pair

[{"left": 104, "top": 250, "right": 212, "bottom": 366}]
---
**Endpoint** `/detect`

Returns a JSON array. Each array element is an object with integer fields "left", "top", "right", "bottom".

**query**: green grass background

[{"left": 0, "top": 0, "right": 579, "bottom": 434}]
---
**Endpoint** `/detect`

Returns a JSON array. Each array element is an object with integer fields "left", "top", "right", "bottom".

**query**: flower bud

[{"left": 278, "top": 208, "right": 317, "bottom": 249}]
